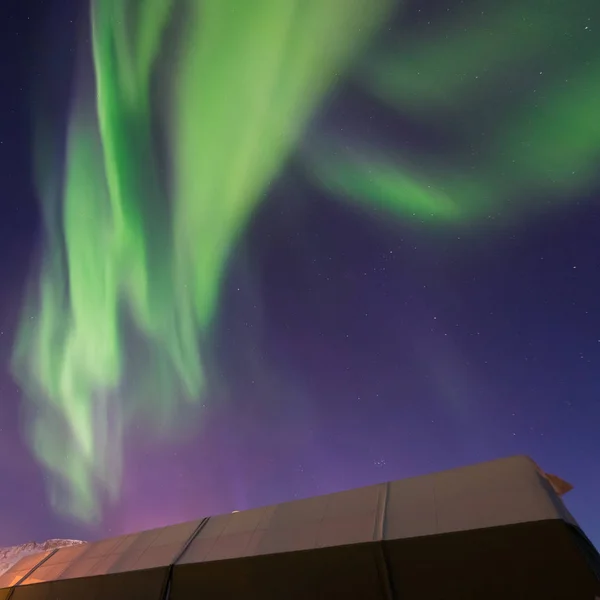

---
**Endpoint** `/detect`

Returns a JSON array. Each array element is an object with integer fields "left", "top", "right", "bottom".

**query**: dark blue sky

[{"left": 0, "top": 0, "right": 598, "bottom": 549}]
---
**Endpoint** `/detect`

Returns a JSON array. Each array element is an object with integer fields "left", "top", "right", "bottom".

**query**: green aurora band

[
  {"left": 13, "top": 0, "right": 392, "bottom": 522},
  {"left": 13, "top": 0, "right": 600, "bottom": 522},
  {"left": 315, "top": 0, "right": 600, "bottom": 223}
]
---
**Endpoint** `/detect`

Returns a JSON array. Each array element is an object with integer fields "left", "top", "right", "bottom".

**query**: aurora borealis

[
  {"left": 313, "top": 0, "right": 600, "bottom": 224},
  {"left": 13, "top": 0, "right": 393, "bottom": 522},
  {"left": 1, "top": 0, "right": 599, "bottom": 547}
]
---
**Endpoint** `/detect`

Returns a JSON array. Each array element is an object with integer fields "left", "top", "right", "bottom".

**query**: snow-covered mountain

[{"left": 0, "top": 539, "right": 86, "bottom": 576}]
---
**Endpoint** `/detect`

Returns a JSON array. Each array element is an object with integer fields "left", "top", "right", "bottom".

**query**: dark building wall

[{"left": 6, "top": 520, "right": 599, "bottom": 600}]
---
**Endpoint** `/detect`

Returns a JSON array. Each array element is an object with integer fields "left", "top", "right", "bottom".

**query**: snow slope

[{"left": 0, "top": 539, "right": 86, "bottom": 575}]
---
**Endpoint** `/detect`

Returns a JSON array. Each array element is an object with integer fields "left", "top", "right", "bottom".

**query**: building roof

[{"left": 0, "top": 455, "right": 592, "bottom": 600}]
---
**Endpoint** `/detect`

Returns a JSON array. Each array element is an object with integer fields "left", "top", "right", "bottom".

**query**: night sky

[{"left": 1, "top": 0, "right": 599, "bottom": 550}]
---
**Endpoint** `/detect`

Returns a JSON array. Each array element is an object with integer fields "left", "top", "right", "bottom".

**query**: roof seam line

[
  {"left": 161, "top": 517, "right": 211, "bottom": 600},
  {"left": 6, "top": 547, "right": 60, "bottom": 600}
]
